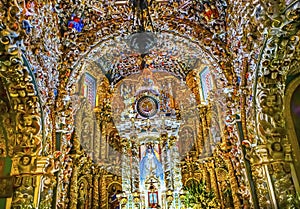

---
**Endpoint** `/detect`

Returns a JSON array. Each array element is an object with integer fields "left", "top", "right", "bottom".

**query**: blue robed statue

[{"left": 140, "top": 145, "right": 164, "bottom": 185}]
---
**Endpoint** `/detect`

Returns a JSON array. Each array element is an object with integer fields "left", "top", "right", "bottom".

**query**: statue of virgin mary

[{"left": 140, "top": 144, "right": 164, "bottom": 185}]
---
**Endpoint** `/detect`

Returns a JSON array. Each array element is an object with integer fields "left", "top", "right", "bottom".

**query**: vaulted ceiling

[{"left": 58, "top": 0, "right": 231, "bottom": 85}]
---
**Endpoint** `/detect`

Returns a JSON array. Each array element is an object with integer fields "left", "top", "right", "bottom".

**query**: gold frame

[{"left": 285, "top": 75, "right": 300, "bottom": 192}]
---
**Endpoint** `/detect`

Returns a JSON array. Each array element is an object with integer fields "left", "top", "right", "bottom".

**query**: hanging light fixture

[{"left": 126, "top": 0, "right": 158, "bottom": 68}]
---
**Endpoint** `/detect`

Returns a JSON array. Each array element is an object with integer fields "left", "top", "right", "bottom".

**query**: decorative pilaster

[
  {"left": 224, "top": 154, "right": 242, "bottom": 209},
  {"left": 92, "top": 169, "right": 100, "bottom": 209},
  {"left": 207, "top": 160, "right": 220, "bottom": 202},
  {"left": 131, "top": 140, "right": 140, "bottom": 193},
  {"left": 249, "top": 3, "right": 300, "bottom": 208},
  {"left": 69, "top": 158, "right": 78, "bottom": 209}
]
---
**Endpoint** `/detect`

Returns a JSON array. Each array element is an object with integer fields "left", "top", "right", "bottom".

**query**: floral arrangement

[{"left": 182, "top": 180, "right": 219, "bottom": 209}]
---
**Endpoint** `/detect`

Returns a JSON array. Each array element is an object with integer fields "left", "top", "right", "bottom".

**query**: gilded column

[
  {"left": 202, "top": 106, "right": 211, "bottom": 155},
  {"left": 69, "top": 159, "right": 78, "bottom": 209},
  {"left": 92, "top": 170, "right": 100, "bottom": 209},
  {"left": 196, "top": 121, "right": 204, "bottom": 155},
  {"left": 207, "top": 160, "right": 220, "bottom": 201},
  {"left": 224, "top": 154, "right": 242, "bottom": 209}
]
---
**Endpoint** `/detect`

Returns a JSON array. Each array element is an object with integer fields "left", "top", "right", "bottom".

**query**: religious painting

[
  {"left": 178, "top": 126, "right": 194, "bottom": 156},
  {"left": 80, "top": 118, "right": 94, "bottom": 152},
  {"left": 0, "top": 176, "right": 13, "bottom": 198},
  {"left": 108, "top": 182, "right": 122, "bottom": 209}
]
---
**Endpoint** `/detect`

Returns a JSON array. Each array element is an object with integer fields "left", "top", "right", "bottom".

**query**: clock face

[{"left": 136, "top": 96, "right": 159, "bottom": 118}]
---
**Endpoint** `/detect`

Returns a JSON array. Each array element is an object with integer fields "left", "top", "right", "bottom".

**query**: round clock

[{"left": 136, "top": 96, "right": 159, "bottom": 118}]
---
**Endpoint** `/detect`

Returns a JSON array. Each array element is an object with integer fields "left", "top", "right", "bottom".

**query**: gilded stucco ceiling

[
  {"left": 88, "top": 32, "right": 211, "bottom": 85},
  {"left": 60, "top": 0, "right": 231, "bottom": 85}
]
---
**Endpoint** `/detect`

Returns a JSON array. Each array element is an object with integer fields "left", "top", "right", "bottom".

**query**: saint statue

[
  {"left": 78, "top": 182, "right": 87, "bottom": 209},
  {"left": 140, "top": 144, "right": 164, "bottom": 185}
]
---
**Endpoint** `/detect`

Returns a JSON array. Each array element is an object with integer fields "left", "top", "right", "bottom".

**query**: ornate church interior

[{"left": 0, "top": 0, "right": 300, "bottom": 208}]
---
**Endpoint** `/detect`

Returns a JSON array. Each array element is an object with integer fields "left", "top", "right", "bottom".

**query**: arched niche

[
  {"left": 285, "top": 75, "right": 300, "bottom": 192},
  {"left": 107, "top": 182, "right": 122, "bottom": 209}
]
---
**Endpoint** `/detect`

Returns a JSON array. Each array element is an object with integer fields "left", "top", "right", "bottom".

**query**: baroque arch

[{"left": 57, "top": 0, "right": 233, "bottom": 97}]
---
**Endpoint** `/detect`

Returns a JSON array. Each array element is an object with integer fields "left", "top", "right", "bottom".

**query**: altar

[{"left": 110, "top": 70, "right": 198, "bottom": 209}]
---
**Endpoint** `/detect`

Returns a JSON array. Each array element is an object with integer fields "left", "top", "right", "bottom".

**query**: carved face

[
  {"left": 23, "top": 115, "right": 33, "bottom": 126},
  {"left": 266, "top": 95, "right": 276, "bottom": 107},
  {"left": 21, "top": 156, "right": 31, "bottom": 166},
  {"left": 18, "top": 90, "right": 26, "bottom": 97},
  {"left": 272, "top": 142, "right": 282, "bottom": 152}
]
